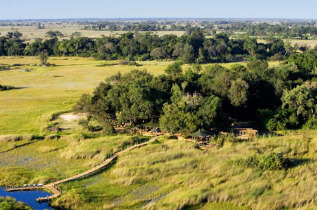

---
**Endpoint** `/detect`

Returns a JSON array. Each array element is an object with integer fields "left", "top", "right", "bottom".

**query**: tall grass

[
  {"left": 51, "top": 130, "right": 317, "bottom": 209},
  {"left": 0, "top": 135, "right": 34, "bottom": 141},
  {"left": 0, "top": 135, "right": 146, "bottom": 186}
]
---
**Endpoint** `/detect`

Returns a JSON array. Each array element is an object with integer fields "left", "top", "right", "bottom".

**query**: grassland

[
  {"left": 0, "top": 56, "right": 279, "bottom": 135},
  {"left": 0, "top": 23, "right": 185, "bottom": 42},
  {"left": 0, "top": 57, "right": 171, "bottom": 134},
  {"left": 1, "top": 56, "right": 315, "bottom": 209},
  {"left": 48, "top": 130, "right": 317, "bottom": 210},
  {"left": 258, "top": 39, "right": 317, "bottom": 48},
  {"left": 0, "top": 134, "right": 149, "bottom": 187}
]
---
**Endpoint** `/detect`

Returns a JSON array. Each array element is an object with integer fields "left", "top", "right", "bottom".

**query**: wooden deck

[{"left": 6, "top": 136, "right": 160, "bottom": 203}]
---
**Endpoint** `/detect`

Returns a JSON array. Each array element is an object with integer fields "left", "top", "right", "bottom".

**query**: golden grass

[
  {"left": 0, "top": 134, "right": 145, "bottom": 186},
  {"left": 51, "top": 130, "right": 317, "bottom": 209},
  {"left": 258, "top": 39, "right": 317, "bottom": 48},
  {"left": 0, "top": 23, "right": 185, "bottom": 43},
  {"left": 0, "top": 135, "right": 33, "bottom": 141},
  {"left": 0, "top": 57, "right": 171, "bottom": 134}
]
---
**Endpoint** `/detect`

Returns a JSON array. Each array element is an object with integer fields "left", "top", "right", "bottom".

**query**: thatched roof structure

[{"left": 191, "top": 129, "right": 212, "bottom": 138}]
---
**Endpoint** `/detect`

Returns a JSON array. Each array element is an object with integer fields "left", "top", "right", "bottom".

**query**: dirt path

[{"left": 6, "top": 136, "right": 160, "bottom": 203}]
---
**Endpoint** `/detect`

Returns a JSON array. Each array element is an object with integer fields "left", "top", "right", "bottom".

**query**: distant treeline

[
  {"left": 227, "top": 22, "right": 317, "bottom": 39},
  {"left": 80, "top": 20, "right": 317, "bottom": 39},
  {"left": 0, "top": 29, "right": 299, "bottom": 63}
]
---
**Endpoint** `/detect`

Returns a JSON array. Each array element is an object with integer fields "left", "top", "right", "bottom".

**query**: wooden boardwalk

[{"left": 6, "top": 136, "right": 159, "bottom": 203}]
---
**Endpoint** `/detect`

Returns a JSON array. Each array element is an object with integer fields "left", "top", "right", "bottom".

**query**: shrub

[
  {"left": 46, "top": 122, "right": 62, "bottom": 132},
  {"left": 0, "top": 65, "right": 10, "bottom": 70},
  {"left": 60, "top": 134, "right": 85, "bottom": 142},
  {"left": 0, "top": 135, "right": 34, "bottom": 141},
  {"left": 11, "top": 64, "right": 23, "bottom": 67},
  {"left": 117, "top": 60, "right": 141, "bottom": 66},
  {"left": 265, "top": 109, "right": 299, "bottom": 131},
  {"left": 0, "top": 196, "right": 32, "bottom": 210},
  {"left": 39, "top": 52, "right": 49, "bottom": 66},
  {"left": 303, "top": 117, "right": 317, "bottom": 129},
  {"left": 78, "top": 119, "right": 89, "bottom": 128},
  {"left": 45, "top": 134, "right": 60, "bottom": 140},
  {"left": 234, "top": 153, "right": 289, "bottom": 170},
  {"left": 103, "top": 124, "right": 115, "bottom": 135},
  {"left": 0, "top": 84, "right": 14, "bottom": 91},
  {"left": 51, "top": 189, "right": 86, "bottom": 209}
]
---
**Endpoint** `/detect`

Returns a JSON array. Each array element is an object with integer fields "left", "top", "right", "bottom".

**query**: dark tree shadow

[{"left": 286, "top": 158, "right": 312, "bottom": 169}]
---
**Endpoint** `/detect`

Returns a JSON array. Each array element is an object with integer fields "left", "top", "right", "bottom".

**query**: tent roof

[{"left": 191, "top": 130, "right": 210, "bottom": 138}]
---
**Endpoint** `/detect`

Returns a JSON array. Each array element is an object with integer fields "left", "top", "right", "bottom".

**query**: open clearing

[
  {"left": 0, "top": 57, "right": 171, "bottom": 134},
  {"left": 59, "top": 113, "right": 81, "bottom": 122}
]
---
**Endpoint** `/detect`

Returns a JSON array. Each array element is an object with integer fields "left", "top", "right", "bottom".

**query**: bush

[
  {"left": 117, "top": 60, "right": 141, "bottom": 66},
  {"left": 0, "top": 135, "right": 34, "bottom": 141},
  {"left": 265, "top": 109, "right": 299, "bottom": 131},
  {"left": 87, "top": 125, "right": 103, "bottom": 132},
  {"left": 0, "top": 84, "right": 14, "bottom": 91},
  {"left": 103, "top": 124, "right": 115, "bottom": 135},
  {"left": 78, "top": 119, "right": 89, "bottom": 128},
  {"left": 46, "top": 122, "right": 62, "bottom": 132},
  {"left": 0, "top": 197, "right": 32, "bottom": 210},
  {"left": 234, "top": 153, "right": 289, "bottom": 170},
  {"left": 45, "top": 134, "right": 60, "bottom": 140},
  {"left": 303, "top": 117, "right": 317, "bottom": 129},
  {"left": 0, "top": 65, "right": 10, "bottom": 70},
  {"left": 11, "top": 64, "right": 23, "bottom": 67}
]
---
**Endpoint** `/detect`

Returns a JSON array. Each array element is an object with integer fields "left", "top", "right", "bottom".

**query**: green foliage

[
  {"left": 228, "top": 79, "right": 249, "bottom": 107},
  {"left": 74, "top": 70, "right": 156, "bottom": 128},
  {"left": 165, "top": 62, "right": 183, "bottom": 80},
  {"left": 150, "top": 47, "right": 167, "bottom": 59},
  {"left": 234, "top": 153, "right": 289, "bottom": 170},
  {"left": 39, "top": 51, "right": 48, "bottom": 66},
  {"left": 265, "top": 109, "right": 299, "bottom": 131},
  {"left": 243, "top": 37, "right": 258, "bottom": 57},
  {"left": 303, "top": 117, "right": 317, "bottom": 129},
  {"left": 0, "top": 84, "right": 14, "bottom": 91},
  {"left": 74, "top": 53, "right": 316, "bottom": 133},
  {"left": 282, "top": 83, "right": 316, "bottom": 121},
  {"left": 46, "top": 30, "right": 64, "bottom": 38},
  {"left": 288, "top": 50, "right": 317, "bottom": 76},
  {"left": 160, "top": 88, "right": 222, "bottom": 135},
  {"left": 0, "top": 197, "right": 32, "bottom": 210},
  {"left": 52, "top": 189, "right": 86, "bottom": 209},
  {"left": 0, "top": 30, "right": 289, "bottom": 61}
]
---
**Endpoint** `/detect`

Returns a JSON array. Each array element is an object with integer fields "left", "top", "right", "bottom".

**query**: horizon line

[{"left": 0, "top": 17, "right": 316, "bottom": 21}]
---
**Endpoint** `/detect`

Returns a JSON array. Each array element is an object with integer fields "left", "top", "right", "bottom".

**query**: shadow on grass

[
  {"left": 286, "top": 158, "right": 312, "bottom": 169},
  {"left": 0, "top": 86, "right": 30, "bottom": 91},
  {"left": 95, "top": 63, "right": 117, "bottom": 67},
  {"left": 0, "top": 138, "right": 44, "bottom": 154}
]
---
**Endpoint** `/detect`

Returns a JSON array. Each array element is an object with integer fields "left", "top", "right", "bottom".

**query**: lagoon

[{"left": 0, "top": 187, "right": 52, "bottom": 210}]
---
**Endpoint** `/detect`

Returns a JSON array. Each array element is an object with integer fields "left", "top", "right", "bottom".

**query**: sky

[{"left": 0, "top": 0, "right": 316, "bottom": 20}]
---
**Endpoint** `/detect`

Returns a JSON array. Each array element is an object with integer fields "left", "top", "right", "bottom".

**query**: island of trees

[{"left": 74, "top": 50, "right": 317, "bottom": 135}]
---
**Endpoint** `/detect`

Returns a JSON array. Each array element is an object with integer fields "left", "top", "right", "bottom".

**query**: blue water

[{"left": 0, "top": 187, "right": 52, "bottom": 210}]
